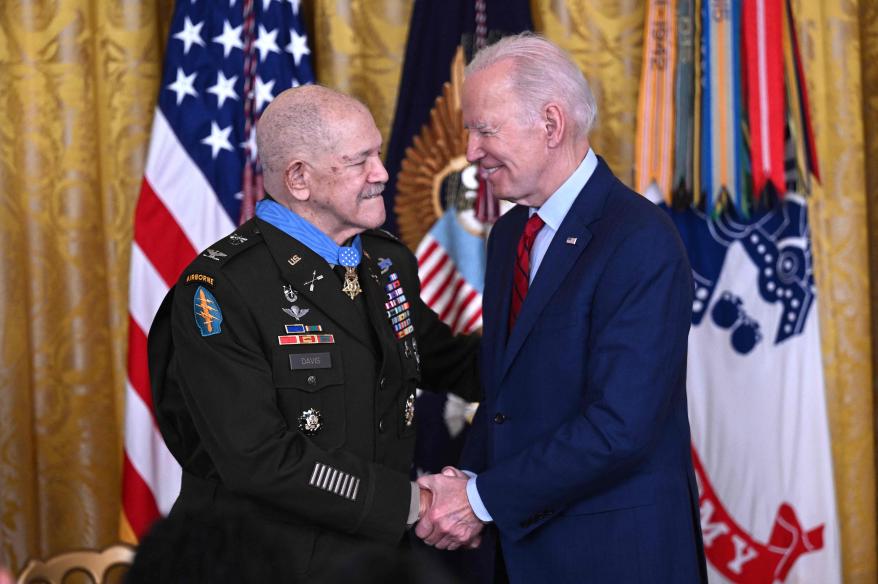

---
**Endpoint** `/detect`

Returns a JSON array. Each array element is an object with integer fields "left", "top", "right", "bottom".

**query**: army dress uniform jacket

[{"left": 148, "top": 217, "right": 480, "bottom": 577}]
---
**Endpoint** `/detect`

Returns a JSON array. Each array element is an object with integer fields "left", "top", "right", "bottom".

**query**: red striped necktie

[{"left": 509, "top": 213, "right": 545, "bottom": 334}]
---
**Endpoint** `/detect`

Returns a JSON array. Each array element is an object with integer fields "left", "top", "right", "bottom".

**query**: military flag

[{"left": 636, "top": 1, "right": 841, "bottom": 581}]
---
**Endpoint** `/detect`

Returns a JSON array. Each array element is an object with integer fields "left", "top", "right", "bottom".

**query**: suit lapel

[
  {"left": 484, "top": 207, "right": 527, "bottom": 391},
  {"left": 257, "top": 218, "right": 377, "bottom": 355},
  {"left": 499, "top": 158, "right": 616, "bottom": 383}
]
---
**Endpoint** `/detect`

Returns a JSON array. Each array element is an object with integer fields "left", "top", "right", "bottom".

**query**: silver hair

[{"left": 465, "top": 32, "right": 597, "bottom": 138}]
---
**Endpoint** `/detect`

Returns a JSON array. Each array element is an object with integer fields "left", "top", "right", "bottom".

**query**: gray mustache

[{"left": 361, "top": 183, "right": 386, "bottom": 198}]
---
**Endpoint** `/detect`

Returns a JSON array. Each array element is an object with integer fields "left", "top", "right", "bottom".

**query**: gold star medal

[{"left": 338, "top": 246, "right": 362, "bottom": 300}]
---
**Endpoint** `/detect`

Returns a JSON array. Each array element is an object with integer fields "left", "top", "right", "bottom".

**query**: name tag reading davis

[{"left": 289, "top": 352, "right": 332, "bottom": 370}]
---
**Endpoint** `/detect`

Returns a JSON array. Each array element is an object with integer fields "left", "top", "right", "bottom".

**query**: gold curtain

[
  {"left": 0, "top": 0, "right": 167, "bottom": 572},
  {"left": 1, "top": 1, "right": 875, "bottom": 582},
  {"left": 795, "top": 0, "right": 876, "bottom": 581},
  {"left": 532, "top": 0, "right": 645, "bottom": 184},
  {"left": 305, "top": 0, "right": 413, "bottom": 149}
]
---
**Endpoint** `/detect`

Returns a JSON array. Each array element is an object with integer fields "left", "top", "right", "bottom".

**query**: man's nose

[
  {"left": 370, "top": 157, "right": 389, "bottom": 183},
  {"left": 465, "top": 133, "right": 483, "bottom": 163}
]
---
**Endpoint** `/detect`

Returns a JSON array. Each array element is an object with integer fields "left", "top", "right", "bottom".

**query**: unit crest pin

[{"left": 298, "top": 408, "right": 322, "bottom": 436}]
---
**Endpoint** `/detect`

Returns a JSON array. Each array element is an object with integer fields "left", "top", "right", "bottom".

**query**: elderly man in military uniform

[{"left": 147, "top": 85, "right": 480, "bottom": 578}]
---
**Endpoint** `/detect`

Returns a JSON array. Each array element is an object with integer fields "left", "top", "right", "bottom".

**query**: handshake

[{"left": 413, "top": 466, "right": 485, "bottom": 550}]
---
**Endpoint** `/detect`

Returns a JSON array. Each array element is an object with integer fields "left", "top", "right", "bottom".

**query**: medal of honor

[
  {"left": 342, "top": 267, "right": 362, "bottom": 300},
  {"left": 338, "top": 246, "right": 362, "bottom": 300}
]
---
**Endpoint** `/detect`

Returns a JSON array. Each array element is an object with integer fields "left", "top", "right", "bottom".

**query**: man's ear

[
  {"left": 544, "top": 103, "right": 565, "bottom": 148},
  {"left": 284, "top": 160, "right": 310, "bottom": 202}
]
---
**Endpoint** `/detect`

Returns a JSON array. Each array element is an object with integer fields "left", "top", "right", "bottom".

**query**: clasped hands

[{"left": 414, "top": 466, "right": 484, "bottom": 550}]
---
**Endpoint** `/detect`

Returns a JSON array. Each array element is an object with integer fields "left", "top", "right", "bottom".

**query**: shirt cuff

[
  {"left": 466, "top": 475, "right": 493, "bottom": 522},
  {"left": 407, "top": 482, "right": 421, "bottom": 526}
]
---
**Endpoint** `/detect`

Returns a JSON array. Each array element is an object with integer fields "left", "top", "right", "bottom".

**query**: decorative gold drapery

[
  {"left": 797, "top": 1, "right": 877, "bottom": 581},
  {"left": 305, "top": 0, "right": 413, "bottom": 149},
  {"left": 0, "top": 1, "right": 875, "bottom": 581},
  {"left": 0, "top": 0, "right": 167, "bottom": 572}
]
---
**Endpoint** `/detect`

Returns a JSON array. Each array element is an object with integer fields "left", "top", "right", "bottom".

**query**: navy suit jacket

[{"left": 460, "top": 159, "right": 707, "bottom": 583}]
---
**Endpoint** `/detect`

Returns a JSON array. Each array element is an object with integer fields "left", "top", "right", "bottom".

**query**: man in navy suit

[{"left": 414, "top": 34, "right": 707, "bottom": 582}]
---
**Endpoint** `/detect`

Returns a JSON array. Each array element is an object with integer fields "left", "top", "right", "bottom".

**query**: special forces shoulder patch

[{"left": 193, "top": 285, "right": 223, "bottom": 336}]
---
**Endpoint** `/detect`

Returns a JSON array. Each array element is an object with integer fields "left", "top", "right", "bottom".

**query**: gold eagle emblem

[{"left": 395, "top": 46, "right": 496, "bottom": 251}]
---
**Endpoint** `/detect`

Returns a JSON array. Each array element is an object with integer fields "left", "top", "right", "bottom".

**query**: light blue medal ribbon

[
  {"left": 337, "top": 244, "right": 362, "bottom": 268},
  {"left": 256, "top": 199, "right": 364, "bottom": 299}
]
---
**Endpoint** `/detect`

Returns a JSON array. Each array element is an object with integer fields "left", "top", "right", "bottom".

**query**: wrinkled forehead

[
  {"left": 463, "top": 66, "right": 524, "bottom": 122},
  {"left": 323, "top": 107, "right": 382, "bottom": 160}
]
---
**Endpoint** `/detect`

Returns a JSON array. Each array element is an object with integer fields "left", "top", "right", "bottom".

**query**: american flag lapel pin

[{"left": 566, "top": 237, "right": 577, "bottom": 245}]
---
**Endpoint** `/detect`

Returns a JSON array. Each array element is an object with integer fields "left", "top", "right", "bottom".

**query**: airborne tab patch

[
  {"left": 185, "top": 273, "right": 215, "bottom": 287},
  {"left": 193, "top": 285, "right": 223, "bottom": 336}
]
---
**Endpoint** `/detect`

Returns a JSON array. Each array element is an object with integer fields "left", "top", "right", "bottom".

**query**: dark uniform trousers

[{"left": 148, "top": 217, "right": 480, "bottom": 578}]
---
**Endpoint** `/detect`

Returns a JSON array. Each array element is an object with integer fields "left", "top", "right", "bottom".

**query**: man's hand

[
  {"left": 415, "top": 466, "right": 484, "bottom": 550},
  {"left": 418, "top": 484, "right": 433, "bottom": 520}
]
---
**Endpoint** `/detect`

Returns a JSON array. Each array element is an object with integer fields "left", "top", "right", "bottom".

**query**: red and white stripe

[
  {"left": 416, "top": 235, "right": 482, "bottom": 334},
  {"left": 122, "top": 108, "right": 235, "bottom": 538}
]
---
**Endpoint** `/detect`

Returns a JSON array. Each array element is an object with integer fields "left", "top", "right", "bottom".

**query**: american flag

[
  {"left": 121, "top": 0, "right": 313, "bottom": 539},
  {"left": 414, "top": 225, "right": 485, "bottom": 335}
]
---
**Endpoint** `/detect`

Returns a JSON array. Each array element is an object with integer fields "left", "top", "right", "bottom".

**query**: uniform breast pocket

[{"left": 272, "top": 349, "right": 346, "bottom": 450}]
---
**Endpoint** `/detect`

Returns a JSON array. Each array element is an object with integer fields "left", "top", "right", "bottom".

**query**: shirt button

[
  {"left": 307, "top": 375, "right": 317, "bottom": 386},
  {"left": 378, "top": 419, "right": 385, "bottom": 433},
  {"left": 493, "top": 413, "right": 506, "bottom": 424}
]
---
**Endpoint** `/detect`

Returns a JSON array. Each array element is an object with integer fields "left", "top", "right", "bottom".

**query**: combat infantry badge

[{"left": 282, "top": 285, "right": 310, "bottom": 320}]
